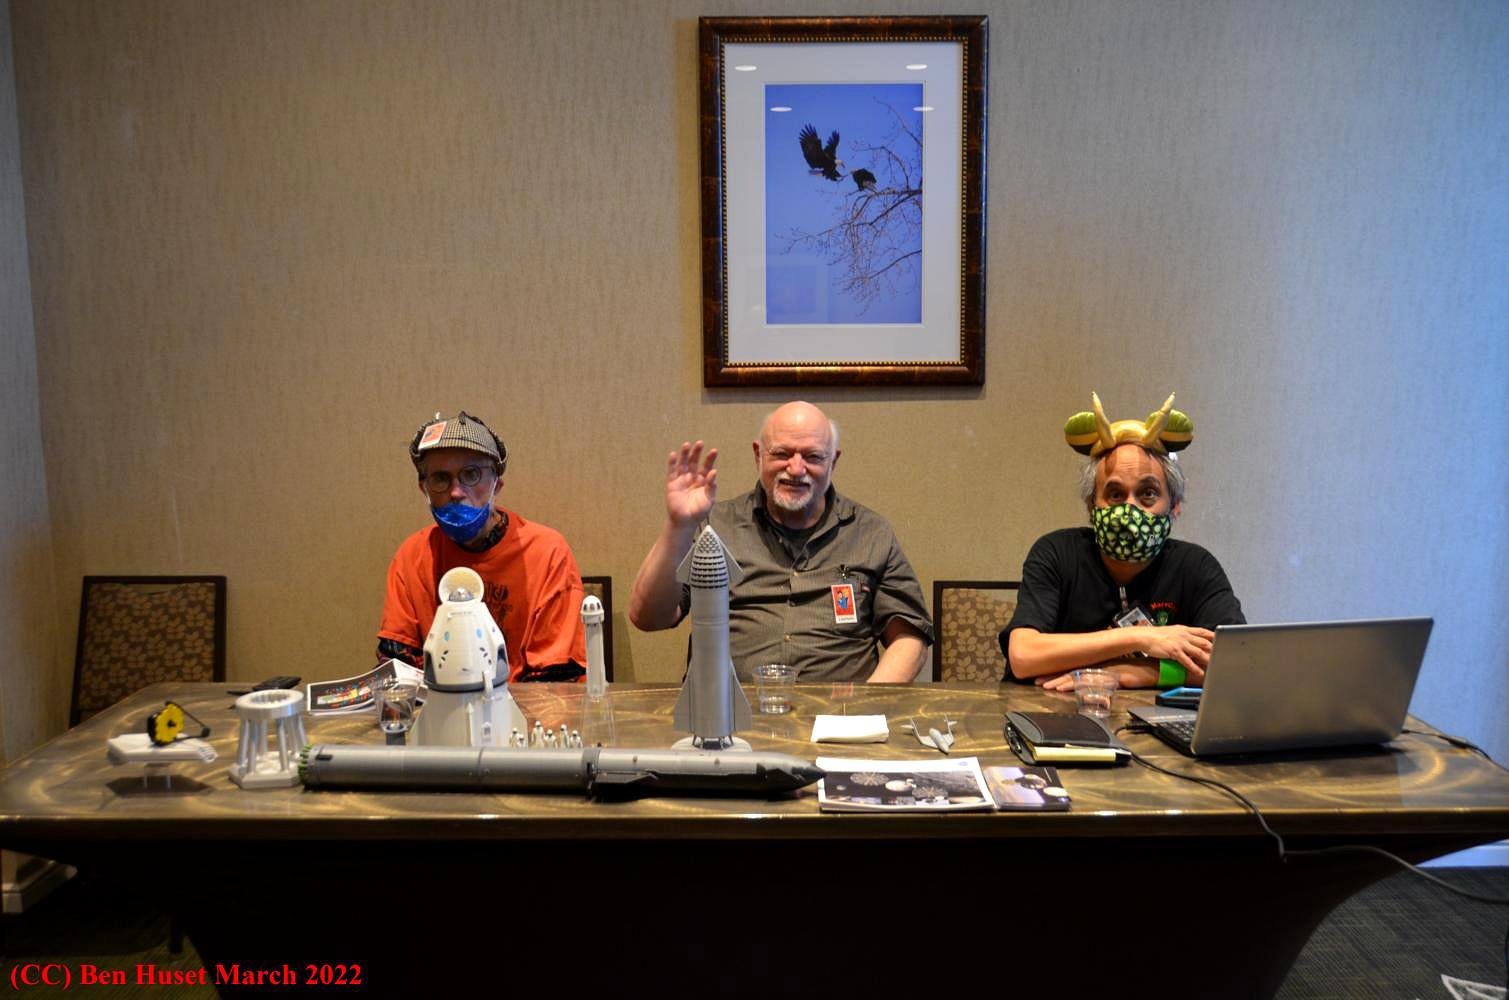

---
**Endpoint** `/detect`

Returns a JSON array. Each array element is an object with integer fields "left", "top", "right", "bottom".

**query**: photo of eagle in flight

[{"left": 799, "top": 124, "right": 844, "bottom": 181}]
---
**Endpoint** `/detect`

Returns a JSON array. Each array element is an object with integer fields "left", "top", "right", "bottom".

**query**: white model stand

[{"left": 229, "top": 689, "right": 307, "bottom": 788}]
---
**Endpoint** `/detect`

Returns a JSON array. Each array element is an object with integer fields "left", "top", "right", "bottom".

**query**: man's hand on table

[
  {"left": 1133, "top": 625, "right": 1215, "bottom": 676},
  {"left": 1036, "top": 655, "right": 1207, "bottom": 692}
]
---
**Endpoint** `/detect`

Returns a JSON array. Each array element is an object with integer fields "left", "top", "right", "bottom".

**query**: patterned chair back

[
  {"left": 580, "top": 575, "right": 614, "bottom": 682},
  {"left": 932, "top": 580, "right": 1019, "bottom": 682},
  {"left": 70, "top": 576, "right": 227, "bottom": 726}
]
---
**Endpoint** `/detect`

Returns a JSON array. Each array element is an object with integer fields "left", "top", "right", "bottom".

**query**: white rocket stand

[
  {"left": 229, "top": 689, "right": 307, "bottom": 788},
  {"left": 411, "top": 685, "right": 526, "bottom": 749}
]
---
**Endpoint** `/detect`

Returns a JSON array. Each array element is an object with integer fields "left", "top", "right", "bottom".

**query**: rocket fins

[
  {"left": 731, "top": 672, "right": 752, "bottom": 729},
  {"left": 720, "top": 536, "right": 744, "bottom": 587}
]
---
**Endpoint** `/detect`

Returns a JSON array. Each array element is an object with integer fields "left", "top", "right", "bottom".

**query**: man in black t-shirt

[{"left": 1000, "top": 394, "right": 1244, "bottom": 690}]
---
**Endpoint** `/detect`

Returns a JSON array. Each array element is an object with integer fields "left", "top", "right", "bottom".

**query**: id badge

[
  {"left": 830, "top": 583, "right": 858, "bottom": 624},
  {"left": 1113, "top": 604, "right": 1152, "bottom": 628}
]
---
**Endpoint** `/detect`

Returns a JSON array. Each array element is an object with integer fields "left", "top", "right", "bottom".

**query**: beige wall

[
  {"left": 0, "top": 0, "right": 59, "bottom": 762},
  {"left": 8, "top": 1, "right": 1507, "bottom": 758}
]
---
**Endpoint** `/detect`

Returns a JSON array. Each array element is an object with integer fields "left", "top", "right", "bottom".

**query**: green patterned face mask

[{"left": 1092, "top": 503, "right": 1172, "bottom": 563}]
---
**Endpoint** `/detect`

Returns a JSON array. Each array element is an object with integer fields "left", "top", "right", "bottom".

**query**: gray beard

[{"left": 771, "top": 481, "right": 814, "bottom": 513}]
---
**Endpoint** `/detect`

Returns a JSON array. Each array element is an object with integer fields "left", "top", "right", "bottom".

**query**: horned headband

[{"left": 1065, "top": 392, "right": 1193, "bottom": 457}]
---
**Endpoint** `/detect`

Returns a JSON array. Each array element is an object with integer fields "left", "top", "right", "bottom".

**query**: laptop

[{"left": 1128, "top": 617, "right": 1433, "bottom": 756}]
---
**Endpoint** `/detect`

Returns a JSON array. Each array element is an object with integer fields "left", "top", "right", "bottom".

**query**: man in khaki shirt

[{"left": 628, "top": 401, "right": 932, "bottom": 683}]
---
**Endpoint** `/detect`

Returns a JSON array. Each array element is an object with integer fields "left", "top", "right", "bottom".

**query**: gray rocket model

[
  {"left": 672, "top": 524, "right": 752, "bottom": 750},
  {"left": 299, "top": 744, "right": 825, "bottom": 798}
]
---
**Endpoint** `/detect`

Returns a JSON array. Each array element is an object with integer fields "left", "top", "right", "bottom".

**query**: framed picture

[{"left": 698, "top": 16, "right": 988, "bottom": 387}]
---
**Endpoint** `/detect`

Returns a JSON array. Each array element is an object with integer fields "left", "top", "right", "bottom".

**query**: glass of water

[
  {"left": 1071, "top": 668, "right": 1118, "bottom": 719},
  {"left": 752, "top": 663, "right": 795, "bottom": 715},
  {"left": 377, "top": 680, "right": 420, "bottom": 738}
]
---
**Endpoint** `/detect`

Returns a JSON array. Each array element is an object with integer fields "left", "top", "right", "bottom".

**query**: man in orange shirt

[{"left": 377, "top": 411, "right": 587, "bottom": 681}]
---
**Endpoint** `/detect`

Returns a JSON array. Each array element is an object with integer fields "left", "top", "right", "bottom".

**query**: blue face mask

[{"left": 431, "top": 501, "right": 492, "bottom": 545}]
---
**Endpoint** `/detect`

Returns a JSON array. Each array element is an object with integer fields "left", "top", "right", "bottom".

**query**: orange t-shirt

[{"left": 378, "top": 508, "right": 587, "bottom": 681}]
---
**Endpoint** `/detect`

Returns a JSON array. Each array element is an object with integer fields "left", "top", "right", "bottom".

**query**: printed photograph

[
  {"left": 983, "top": 765, "right": 1072, "bottom": 811},
  {"left": 819, "top": 763, "right": 990, "bottom": 811},
  {"left": 764, "top": 83, "right": 924, "bottom": 325}
]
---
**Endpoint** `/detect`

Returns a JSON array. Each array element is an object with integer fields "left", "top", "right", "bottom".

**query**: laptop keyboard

[{"left": 1158, "top": 719, "right": 1197, "bottom": 750}]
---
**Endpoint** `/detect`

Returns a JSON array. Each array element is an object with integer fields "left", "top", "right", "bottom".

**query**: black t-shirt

[{"left": 999, "top": 528, "right": 1245, "bottom": 681}]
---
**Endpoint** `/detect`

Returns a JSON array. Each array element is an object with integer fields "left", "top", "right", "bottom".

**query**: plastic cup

[
  {"left": 1072, "top": 668, "right": 1118, "bottom": 719},
  {"left": 752, "top": 664, "right": 795, "bottom": 715},
  {"left": 377, "top": 680, "right": 420, "bottom": 735}
]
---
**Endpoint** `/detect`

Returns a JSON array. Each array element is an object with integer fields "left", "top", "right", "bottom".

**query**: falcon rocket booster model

[
  {"left": 673, "top": 524, "right": 752, "bottom": 750},
  {"left": 298, "top": 744, "right": 824, "bottom": 798}
]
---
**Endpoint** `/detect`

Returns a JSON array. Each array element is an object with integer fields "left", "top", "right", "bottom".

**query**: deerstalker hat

[{"left": 408, "top": 411, "right": 506, "bottom": 472}]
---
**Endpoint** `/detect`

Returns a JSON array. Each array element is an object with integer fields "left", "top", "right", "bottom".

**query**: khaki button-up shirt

[{"left": 683, "top": 485, "right": 933, "bottom": 683}]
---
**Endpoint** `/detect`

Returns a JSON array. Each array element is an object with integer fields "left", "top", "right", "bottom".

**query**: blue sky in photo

[{"left": 764, "top": 83, "right": 923, "bottom": 325}]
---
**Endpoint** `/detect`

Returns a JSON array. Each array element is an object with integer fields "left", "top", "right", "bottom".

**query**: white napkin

[
  {"left": 106, "top": 733, "right": 218, "bottom": 764},
  {"left": 809, "top": 714, "right": 890, "bottom": 743}
]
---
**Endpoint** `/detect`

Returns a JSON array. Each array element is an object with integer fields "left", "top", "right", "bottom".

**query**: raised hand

[{"left": 665, "top": 440, "right": 718, "bottom": 526}]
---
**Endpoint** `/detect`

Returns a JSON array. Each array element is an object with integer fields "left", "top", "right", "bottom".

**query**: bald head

[
  {"left": 753, "top": 401, "right": 841, "bottom": 528},
  {"left": 759, "top": 401, "right": 839, "bottom": 452}
]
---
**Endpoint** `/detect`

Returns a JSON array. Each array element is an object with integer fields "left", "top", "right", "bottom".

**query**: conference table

[{"left": 0, "top": 681, "right": 1505, "bottom": 997}]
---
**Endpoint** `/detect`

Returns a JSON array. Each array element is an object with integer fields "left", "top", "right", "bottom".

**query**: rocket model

[
  {"left": 581, "top": 593, "right": 607, "bottom": 700},
  {"left": 672, "top": 524, "right": 752, "bottom": 751},
  {"left": 300, "top": 744, "right": 825, "bottom": 798},
  {"left": 413, "top": 566, "right": 526, "bottom": 748}
]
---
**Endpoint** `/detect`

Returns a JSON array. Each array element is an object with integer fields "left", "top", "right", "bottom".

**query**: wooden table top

[{"left": 1, "top": 682, "right": 1505, "bottom": 845}]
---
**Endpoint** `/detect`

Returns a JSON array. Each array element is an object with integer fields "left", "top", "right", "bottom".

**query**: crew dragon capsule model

[
  {"left": 412, "top": 566, "right": 526, "bottom": 748},
  {"left": 673, "top": 524, "right": 752, "bottom": 750}
]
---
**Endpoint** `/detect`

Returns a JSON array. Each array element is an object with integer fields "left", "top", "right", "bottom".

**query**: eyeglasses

[{"left": 422, "top": 465, "right": 494, "bottom": 494}]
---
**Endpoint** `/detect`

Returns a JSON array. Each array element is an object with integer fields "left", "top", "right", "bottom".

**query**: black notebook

[{"left": 1004, "top": 711, "right": 1130, "bottom": 766}]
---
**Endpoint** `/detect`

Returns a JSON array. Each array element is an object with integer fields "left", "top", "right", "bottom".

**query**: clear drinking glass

[{"left": 377, "top": 680, "right": 420, "bottom": 736}]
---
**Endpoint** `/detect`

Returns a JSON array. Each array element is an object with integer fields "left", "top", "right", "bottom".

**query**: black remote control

[{"left": 253, "top": 675, "right": 301, "bottom": 691}]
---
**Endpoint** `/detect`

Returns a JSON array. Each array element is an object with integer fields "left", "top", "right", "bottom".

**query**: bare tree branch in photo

[{"left": 778, "top": 102, "right": 923, "bottom": 313}]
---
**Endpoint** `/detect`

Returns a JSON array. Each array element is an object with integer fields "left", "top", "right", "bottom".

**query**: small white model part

[
  {"left": 229, "top": 689, "right": 307, "bottom": 789},
  {"left": 581, "top": 594, "right": 607, "bottom": 700}
]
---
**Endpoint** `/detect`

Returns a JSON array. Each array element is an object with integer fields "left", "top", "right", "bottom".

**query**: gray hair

[{"left": 1079, "top": 449, "right": 1185, "bottom": 512}]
